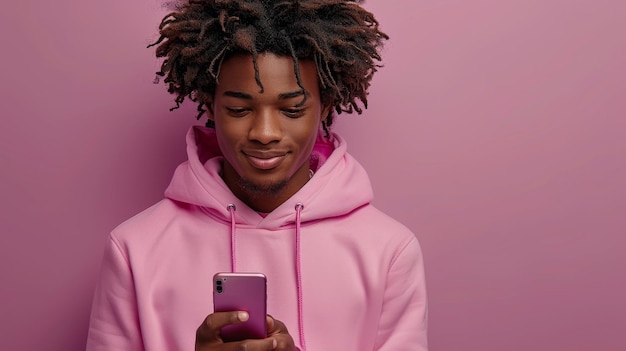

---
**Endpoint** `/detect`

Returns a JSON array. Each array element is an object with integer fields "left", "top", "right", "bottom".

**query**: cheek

[
  {"left": 293, "top": 109, "right": 323, "bottom": 139},
  {"left": 215, "top": 127, "right": 239, "bottom": 159},
  {"left": 293, "top": 122, "right": 321, "bottom": 155}
]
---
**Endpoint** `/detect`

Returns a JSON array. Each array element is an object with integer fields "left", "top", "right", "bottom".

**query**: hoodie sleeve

[
  {"left": 86, "top": 235, "right": 145, "bottom": 351},
  {"left": 374, "top": 236, "right": 429, "bottom": 350}
]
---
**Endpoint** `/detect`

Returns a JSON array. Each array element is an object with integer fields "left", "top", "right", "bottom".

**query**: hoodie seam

[
  {"left": 373, "top": 234, "right": 417, "bottom": 346},
  {"left": 107, "top": 232, "right": 147, "bottom": 350},
  {"left": 387, "top": 235, "right": 416, "bottom": 269},
  {"left": 109, "top": 232, "right": 132, "bottom": 269}
]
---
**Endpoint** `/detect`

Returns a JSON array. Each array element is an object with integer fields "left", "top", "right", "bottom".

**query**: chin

[{"left": 238, "top": 177, "right": 289, "bottom": 197}]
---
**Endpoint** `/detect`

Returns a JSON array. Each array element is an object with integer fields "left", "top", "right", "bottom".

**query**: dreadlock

[{"left": 148, "top": 0, "right": 389, "bottom": 132}]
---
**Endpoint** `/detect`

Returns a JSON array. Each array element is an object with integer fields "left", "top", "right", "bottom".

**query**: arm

[
  {"left": 374, "top": 237, "right": 429, "bottom": 350},
  {"left": 86, "top": 235, "right": 144, "bottom": 351}
]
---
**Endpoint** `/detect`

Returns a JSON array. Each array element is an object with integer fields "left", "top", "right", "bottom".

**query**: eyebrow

[
  {"left": 223, "top": 91, "right": 253, "bottom": 100},
  {"left": 278, "top": 90, "right": 308, "bottom": 100},
  {"left": 222, "top": 90, "right": 308, "bottom": 100}
]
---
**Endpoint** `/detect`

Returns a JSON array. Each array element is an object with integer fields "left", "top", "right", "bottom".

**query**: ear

[
  {"left": 206, "top": 100, "right": 215, "bottom": 121},
  {"left": 320, "top": 103, "right": 332, "bottom": 123}
]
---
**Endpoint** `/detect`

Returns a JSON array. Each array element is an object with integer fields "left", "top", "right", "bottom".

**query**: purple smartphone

[{"left": 212, "top": 272, "right": 267, "bottom": 342}]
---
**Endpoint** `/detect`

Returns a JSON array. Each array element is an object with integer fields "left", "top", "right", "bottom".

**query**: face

[{"left": 207, "top": 53, "right": 330, "bottom": 212}]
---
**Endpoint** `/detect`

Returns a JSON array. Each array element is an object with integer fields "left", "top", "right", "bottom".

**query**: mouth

[{"left": 243, "top": 150, "right": 288, "bottom": 170}]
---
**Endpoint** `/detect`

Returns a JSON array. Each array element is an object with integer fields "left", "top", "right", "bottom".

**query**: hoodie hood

[{"left": 164, "top": 126, "right": 373, "bottom": 227}]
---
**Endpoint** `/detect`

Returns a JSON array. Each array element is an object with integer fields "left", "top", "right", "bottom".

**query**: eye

[
  {"left": 226, "top": 108, "right": 249, "bottom": 117},
  {"left": 282, "top": 108, "right": 305, "bottom": 118}
]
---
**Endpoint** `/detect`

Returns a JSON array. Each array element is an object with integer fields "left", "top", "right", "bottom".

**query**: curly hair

[{"left": 149, "top": 0, "right": 388, "bottom": 131}]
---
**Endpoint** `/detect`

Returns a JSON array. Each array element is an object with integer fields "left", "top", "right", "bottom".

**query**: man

[{"left": 87, "top": 1, "right": 428, "bottom": 350}]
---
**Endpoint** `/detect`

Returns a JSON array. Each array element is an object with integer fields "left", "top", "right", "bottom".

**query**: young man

[{"left": 87, "top": 1, "right": 428, "bottom": 350}]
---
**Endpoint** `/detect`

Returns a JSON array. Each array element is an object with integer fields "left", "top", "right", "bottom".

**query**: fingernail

[
  {"left": 272, "top": 339, "right": 277, "bottom": 349},
  {"left": 238, "top": 311, "right": 249, "bottom": 321}
]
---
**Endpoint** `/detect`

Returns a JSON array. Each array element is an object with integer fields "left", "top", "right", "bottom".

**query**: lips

[{"left": 243, "top": 150, "right": 288, "bottom": 170}]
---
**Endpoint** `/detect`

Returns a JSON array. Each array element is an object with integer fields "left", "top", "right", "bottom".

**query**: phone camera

[
  {"left": 216, "top": 285, "right": 223, "bottom": 293},
  {"left": 216, "top": 280, "right": 222, "bottom": 285}
]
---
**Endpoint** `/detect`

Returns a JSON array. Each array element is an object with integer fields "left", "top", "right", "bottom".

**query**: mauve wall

[{"left": 1, "top": 1, "right": 624, "bottom": 350}]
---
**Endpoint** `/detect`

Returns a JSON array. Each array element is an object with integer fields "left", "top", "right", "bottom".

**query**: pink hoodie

[{"left": 87, "top": 126, "right": 428, "bottom": 350}]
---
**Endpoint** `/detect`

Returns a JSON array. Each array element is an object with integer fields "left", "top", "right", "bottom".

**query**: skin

[
  {"left": 207, "top": 53, "right": 330, "bottom": 213},
  {"left": 197, "top": 54, "right": 330, "bottom": 349},
  {"left": 196, "top": 312, "right": 295, "bottom": 351}
]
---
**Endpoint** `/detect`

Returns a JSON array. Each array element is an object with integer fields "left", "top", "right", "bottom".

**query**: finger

[
  {"left": 272, "top": 319, "right": 287, "bottom": 331},
  {"left": 267, "top": 317, "right": 289, "bottom": 334},
  {"left": 266, "top": 315, "right": 275, "bottom": 332},
  {"left": 227, "top": 338, "right": 277, "bottom": 351},
  {"left": 271, "top": 333, "right": 296, "bottom": 351},
  {"left": 196, "top": 311, "right": 249, "bottom": 342},
  {"left": 264, "top": 317, "right": 295, "bottom": 350}
]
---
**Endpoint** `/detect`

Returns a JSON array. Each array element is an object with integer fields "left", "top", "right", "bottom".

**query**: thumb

[{"left": 266, "top": 315, "right": 275, "bottom": 332}]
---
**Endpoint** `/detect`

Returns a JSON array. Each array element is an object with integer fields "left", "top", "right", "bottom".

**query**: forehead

[{"left": 216, "top": 53, "right": 320, "bottom": 97}]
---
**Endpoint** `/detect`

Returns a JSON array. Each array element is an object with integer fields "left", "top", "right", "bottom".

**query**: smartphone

[{"left": 212, "top": 272, "right": 267, "bottom": 342}]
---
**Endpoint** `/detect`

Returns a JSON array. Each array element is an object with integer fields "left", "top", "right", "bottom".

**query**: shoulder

[
  {"left": 361, "top": 205, "right": 422, "bottom": 257},
  {"left": 347, "top": 205, "right": 417, "bottom": 241},
  {"left": 317, "top": 204, "right": 422, "bottom": 261},
  {"left": 109, "top": 199, "right": 205, "bottom": 248}
]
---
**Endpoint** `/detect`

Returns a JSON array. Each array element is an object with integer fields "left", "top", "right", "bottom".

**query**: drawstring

[
  {"left": 294, "top": 203, "right": 306, "bottom": 351},
  {"left": 226, "top": 202, "right": 307, "bottom": 350},
  {"left": 227, "top": 204, "right": 237, "bottom": 272}
]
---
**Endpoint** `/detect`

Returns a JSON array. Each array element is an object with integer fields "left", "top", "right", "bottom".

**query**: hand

[
  {"left": 195, "top": 312, "right": 297, "bottom": 351},
  {"left": 266, "top": 315, "right": 297, "bottom": 351}
]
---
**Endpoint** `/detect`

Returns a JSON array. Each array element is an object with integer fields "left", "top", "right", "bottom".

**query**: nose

[{"left": 248, "top": 109, "right": 282, "bottom": 144}]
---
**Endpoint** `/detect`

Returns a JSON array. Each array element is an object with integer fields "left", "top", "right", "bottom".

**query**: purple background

[{"left": 1, "top": 0, "right": 625, "bottom": 350}]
